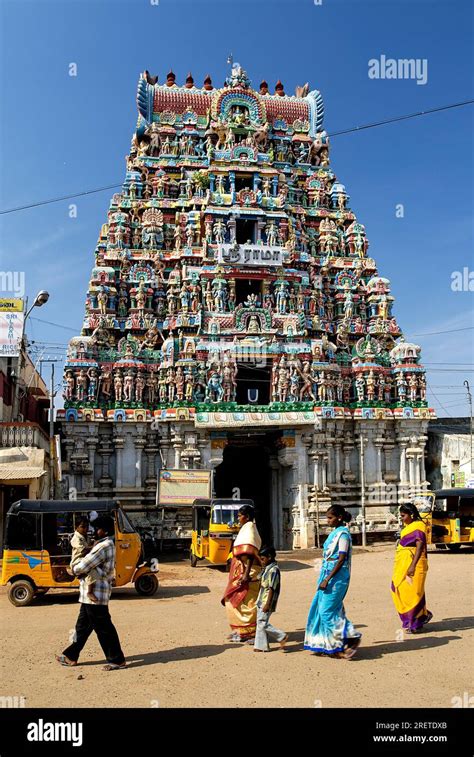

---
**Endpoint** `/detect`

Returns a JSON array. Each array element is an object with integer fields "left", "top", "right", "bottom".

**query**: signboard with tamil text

[
  {"left": 217, "top": 243, "right": 285, "bottom": 267},
  {"left": 157, "top": 469, "right": 211, "bottom": 506},
  {"left": 0, "top": 298, "right": 24, "bottom": 357}
]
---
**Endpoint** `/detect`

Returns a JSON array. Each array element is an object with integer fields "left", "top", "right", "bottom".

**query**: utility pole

[
  {"left": 49, "top": 362, "right": 55, "bottom": 499},
  {"left": 359, "top": 434, "right": 367, "bottom": 547},
  {"left": 38, "top": 358, "right": 61, "bottom": 500},
  {"left": 464, "top": 380, "right": 473, "bottom": 474},
  {"left": 12, "top": 291, "right": 50, "bottom": 421}
]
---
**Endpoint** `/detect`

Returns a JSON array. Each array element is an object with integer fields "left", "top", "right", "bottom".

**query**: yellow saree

[
  {"left": 222, "top": 522, "right": 262, "bottom": 641},
  {"left": 391, "top": 519, "right": 431, "bottom": 632}
]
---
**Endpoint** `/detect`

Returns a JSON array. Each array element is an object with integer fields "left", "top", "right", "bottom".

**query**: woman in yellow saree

[
  {"left": 391, "top": 504, "right": 433, "bottom": 633},
  {"left": 221, "top": 505, "right": 262, "bottom": 643}
]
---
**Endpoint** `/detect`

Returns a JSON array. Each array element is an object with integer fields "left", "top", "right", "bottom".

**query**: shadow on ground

[
  {"left": 76, "top": 643, "right": 238, "bottom": 668},
  {"left": 279, "top": 560, "right": 313, "bottom": 572},
  {"left": 360, "top": 634, "right": 462, "bottom": 660},
  {"left": 31, "top": 584, "right": 210, "bottom": 606}
]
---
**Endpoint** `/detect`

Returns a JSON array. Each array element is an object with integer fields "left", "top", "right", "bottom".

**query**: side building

[{"left": 0, "top": 355, "right": 51, "bottom": 545}]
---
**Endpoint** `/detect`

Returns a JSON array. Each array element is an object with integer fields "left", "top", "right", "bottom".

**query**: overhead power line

[
  {"left": 0, "top": 183, "right": 121, "bottom": 216},
  {"left": 329, "top": 99, "right": 474, "bottom": 137},
  {"left": 410, "top": 326, "right": 474, "bottom": 337},
  {"left": 29, "top": 316, "right": 80, "bottom": 332},
  {"left": 0, "top": 99, "right": 472, "bottom": 216}
]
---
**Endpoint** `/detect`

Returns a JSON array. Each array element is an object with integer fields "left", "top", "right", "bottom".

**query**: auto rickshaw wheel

[
  {"left": 135, "top": 573, "right": 159, "bottom": 596},
  {"left": 8, "top": 580, "right": 35, "bottom": 607},
  {"left": 190, "top": 551, "right": 198, "bottom": 568}
]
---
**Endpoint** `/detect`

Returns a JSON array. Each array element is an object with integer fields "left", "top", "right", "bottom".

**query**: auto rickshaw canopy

[{"left": 7, "top": 499, "right": 117, "bottom": 514}]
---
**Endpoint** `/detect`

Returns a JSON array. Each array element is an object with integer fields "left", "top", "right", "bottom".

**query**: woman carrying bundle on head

[
  {"left": 304, "top": 505, "right": 361, "bottom": 659},
  {"left": 391, "top": 503, "right": 433, "bottom": 634},
  {"left": 221, "top": 504, "right": 262, "bottom": 644}
]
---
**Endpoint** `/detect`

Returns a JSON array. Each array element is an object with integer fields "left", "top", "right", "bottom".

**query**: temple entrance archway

[{"left": 213, "top": 432, "right": 279, "bottom": 547}]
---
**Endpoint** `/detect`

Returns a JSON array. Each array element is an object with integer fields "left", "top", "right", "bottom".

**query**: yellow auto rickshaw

[
  {"left": 1, "top": 499, "right": 159, "bottom": 606},
  {"left": 190, "top": 498, "right": 253, "bottom": 568},
  {"left": 422, "top": 488, "right": 474, "bottom": 550}
]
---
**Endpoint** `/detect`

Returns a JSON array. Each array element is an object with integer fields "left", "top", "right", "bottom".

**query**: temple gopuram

[{"left": 57, "top": 64, "right": 435, "bottom": 548}]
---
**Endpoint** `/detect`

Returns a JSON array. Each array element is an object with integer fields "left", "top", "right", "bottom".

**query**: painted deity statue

[
  {"left": 114, "top": 371, "right": 123, "bottom": 402},
  {"left": 64, "top": 370, "right": 75, "bottom": 401},
  {"left": 206, "top": 371, "right": 224, "bottom": 403},
  {"left": 135, "top": 372, "right": 146, "bottom": 403},
  {"left": 124, "top": 370, "right": 134, "bottom": 402}
]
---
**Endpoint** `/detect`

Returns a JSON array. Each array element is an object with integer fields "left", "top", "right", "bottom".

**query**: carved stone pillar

[
  {"left": 114, "top": 436, "right": 124, "bottom": 488},
  {"left": 145, "top": 437, "right": 159, "bottom": 489},
  {"left": 98, "top": 436, "right": 113, "bottom": 489},
  {"left": 334, "top": 442, "right": 342, "bottom": 484},
  {"left": 375, "top": 443, "right": 383, "bottom": 482},
  {"left": 398, "top": 441, "right": 408, "bottom": 483},
  {"left": 313, "top": 454, "right": 320, "bottom": 491},
  {"left": 86, "top": 437, "right": 98, "bottom": 474},
  {"left": 256, "top": 218, "right": 266, "bottom": 243},
  {"left": 326, "top": 441, "right": 334, "bottom": 484},
  {"left": 135, "top": 437, "right": 146, "bottom": 489},
  {"left": 321, "top": 455, "right": 328, "bottom": 491},
  {"left": 171, "top": 426, "right": 184, "bottom": 469},
  {"left": 343, "top": 443, "right": 355, "bottom": 482}
]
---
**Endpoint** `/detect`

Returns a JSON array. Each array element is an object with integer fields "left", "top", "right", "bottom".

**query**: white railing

[{"left": 0, "top": 422, "right": 50, "bottom": 451}]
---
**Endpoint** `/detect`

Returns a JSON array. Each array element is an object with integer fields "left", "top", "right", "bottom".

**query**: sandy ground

[{"left": 0, "top": 545, "right": 472, "bottom": 709}]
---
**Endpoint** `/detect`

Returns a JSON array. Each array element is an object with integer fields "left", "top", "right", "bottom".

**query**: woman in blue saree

[{"left": 304, "top": 505, "right": 361, "bottom": 659}]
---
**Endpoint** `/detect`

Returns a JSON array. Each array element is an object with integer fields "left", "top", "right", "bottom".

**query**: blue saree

[{"left": 304, "top": 526, "right": 361, "bottom": 655}]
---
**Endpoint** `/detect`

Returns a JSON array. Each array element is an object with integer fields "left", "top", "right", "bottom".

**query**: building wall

[{"left": 426, "top": 418, "right": 472, "bottom": 490}]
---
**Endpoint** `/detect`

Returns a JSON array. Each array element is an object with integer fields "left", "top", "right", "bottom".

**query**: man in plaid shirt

[{"left": 55, "top": 516, "right": 126, "bottom": 671}]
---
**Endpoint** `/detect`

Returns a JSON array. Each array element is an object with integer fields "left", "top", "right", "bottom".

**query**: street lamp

[
  {"left": 25, "top": 290, "right": 50, "bottom": 319},
  {"left": 12, "top": 290, "right": 50, "bottom": 421}
]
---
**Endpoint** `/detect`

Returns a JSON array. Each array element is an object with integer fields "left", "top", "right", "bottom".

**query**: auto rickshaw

[
  {"left": 190, "top": 498, "right": 254, "bottom": 568},
  {"left": 1, "top": 499, "right": 159, "bottom": 606},
  {"left": 420, "top": 488, "right": 474, "bottom": 550}
]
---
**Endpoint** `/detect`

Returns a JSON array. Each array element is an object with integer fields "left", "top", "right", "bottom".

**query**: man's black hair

[
  {"left": 75, "top": 517, "right": 89, "bottom": 528},
  {"left": 93, "top": 516, "right": 115, "bottom": 535}
]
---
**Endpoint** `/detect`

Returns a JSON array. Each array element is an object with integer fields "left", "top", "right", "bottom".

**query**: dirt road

[{"left": 0, "top": 545, "right": 472, "bottom": 708}]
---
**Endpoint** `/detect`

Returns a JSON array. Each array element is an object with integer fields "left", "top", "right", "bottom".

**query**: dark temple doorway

[{"left": 214, "top": 434, "right": 276, "bottom": 547}]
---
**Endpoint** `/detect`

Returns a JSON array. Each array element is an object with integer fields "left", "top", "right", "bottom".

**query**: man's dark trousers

[{"left": 63, "top": 604, "right": 125, "bottom": 665}]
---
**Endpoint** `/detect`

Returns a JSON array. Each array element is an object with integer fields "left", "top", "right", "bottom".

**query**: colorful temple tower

[{"left": 58, "top": 64, "right": 435, "bottom": 547}]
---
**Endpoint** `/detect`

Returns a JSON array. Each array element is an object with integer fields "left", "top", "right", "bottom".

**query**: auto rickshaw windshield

[{"left": 211, "top": 505, "right": 240, "bottom": 525}]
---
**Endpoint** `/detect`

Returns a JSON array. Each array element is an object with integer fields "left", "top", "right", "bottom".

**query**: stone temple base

[{"left": 58, "top": 414, "right": 431, "bottom": 550}]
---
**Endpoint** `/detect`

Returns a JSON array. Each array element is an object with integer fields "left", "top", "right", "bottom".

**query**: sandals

[
  {"left": 343, "top": 639, "right": 361, "bottom": 660},
  {"left": 55, "top": 654, "right": 77, "bottom": 667},
  {"left": 102, "top": 663, "right": 127, "bottom": 671}
]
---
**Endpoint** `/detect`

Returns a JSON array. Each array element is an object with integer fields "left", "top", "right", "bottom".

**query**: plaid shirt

[
  {"left": 72, "top": 536, "right": 115, "bottom": 605},
  {"left": 257, "top": 561, "right": 281, "bottom": 612}
]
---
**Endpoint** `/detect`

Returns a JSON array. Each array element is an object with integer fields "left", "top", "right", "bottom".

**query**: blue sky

[{"left": 0, "top": 0, "right": 473, "bottom": 416}]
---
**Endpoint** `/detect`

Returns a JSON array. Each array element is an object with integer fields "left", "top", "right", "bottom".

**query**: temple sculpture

[{"left": 58, "top": 64, "right": 435, "bottom": 548}]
